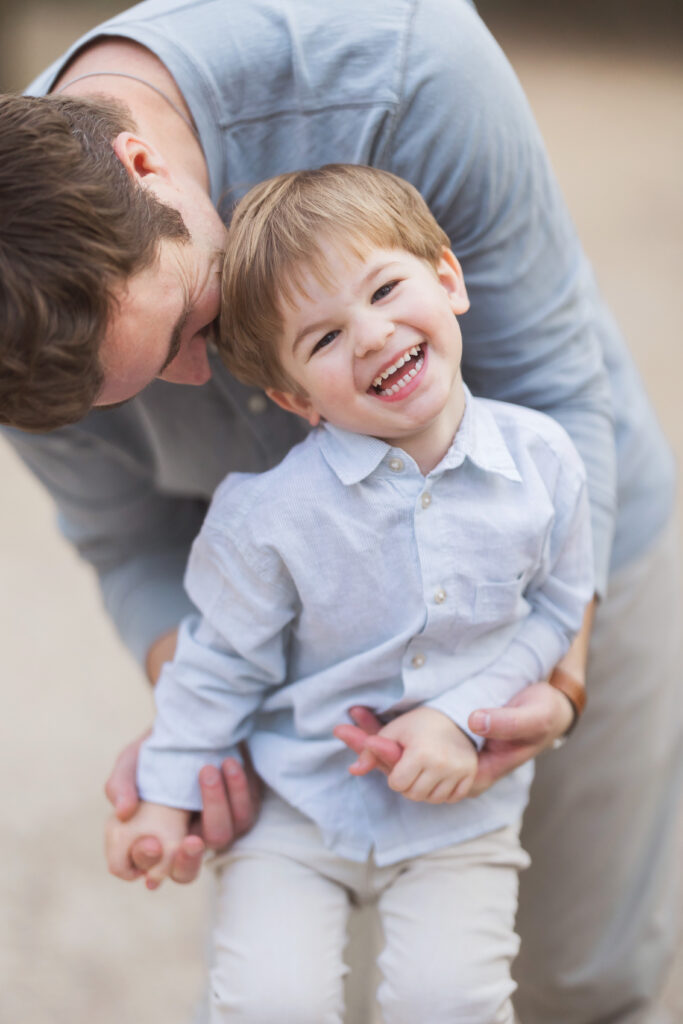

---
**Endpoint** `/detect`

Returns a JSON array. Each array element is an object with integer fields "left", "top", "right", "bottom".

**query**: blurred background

[{"left": 0, "top": 2, "right": 681, "bottom": 1022}]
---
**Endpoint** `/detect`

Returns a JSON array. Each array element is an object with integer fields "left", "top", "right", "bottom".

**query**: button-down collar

[{"left": 318, "top": 386, "right": 522, "bottom": 486}]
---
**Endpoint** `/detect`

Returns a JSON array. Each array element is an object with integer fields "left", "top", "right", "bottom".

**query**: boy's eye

[
  {"left": 311, "top": 330, "right": 340, "bottom": 355},
  {"left": 371, "top": 280, "right": 399, "bottom": 303}
]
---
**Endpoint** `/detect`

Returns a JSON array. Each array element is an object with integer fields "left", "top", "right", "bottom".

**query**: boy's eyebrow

[
  {"left": 293, "top": 317, "right": 332, "bottom": 352},
  {"left": 291, "top": 259, "right": 402, "bottom": 353}
]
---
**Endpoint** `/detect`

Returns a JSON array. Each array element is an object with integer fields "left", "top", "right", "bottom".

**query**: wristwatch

[{"left": 549, "top": 666, "right": 587, "bottom": 748}]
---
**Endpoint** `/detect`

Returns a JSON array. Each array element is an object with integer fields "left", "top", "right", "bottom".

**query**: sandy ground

[{"left": 1, "top": 19, "right": 682, "bottom": 1024}]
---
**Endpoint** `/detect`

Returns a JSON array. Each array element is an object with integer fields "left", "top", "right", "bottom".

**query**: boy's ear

[
  {"left": 437, "top": 248, "right": 470, "bottom": 316},
  {"left": 266, "top": 387, "right": 321, "bottom": 427},
  {"left": 112, "top": 132, "right": 171, "bottom": 185}
]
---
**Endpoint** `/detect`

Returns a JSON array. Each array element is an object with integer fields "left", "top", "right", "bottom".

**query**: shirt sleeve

[
  {"left": 386, "top": 0, "right": 616, "bottom": 593},
  {"left": 4, "top": 423, "right": 204, "bottom": 664},
  {"left": 427, "top": 449, "right": 594, "bottom": 747},
  {"left": 137, "top": 516, "right": 298, "bottom": 809}
]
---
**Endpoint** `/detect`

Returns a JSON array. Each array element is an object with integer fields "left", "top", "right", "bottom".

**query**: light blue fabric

[
  {"left": 7, "top": 0, "right": 674, "bottom": 664},
  {"left": 138, "top": 392, "right": 593, "bottom": 865}
]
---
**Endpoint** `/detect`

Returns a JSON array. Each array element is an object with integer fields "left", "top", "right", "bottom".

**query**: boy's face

[{"left": 268, "top": 245, "right": 470, "bottom": 456}]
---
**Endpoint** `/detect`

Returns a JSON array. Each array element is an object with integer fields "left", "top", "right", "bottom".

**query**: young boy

[{"left": 107, "top": 165, "right": 593, "bottom": 1023}]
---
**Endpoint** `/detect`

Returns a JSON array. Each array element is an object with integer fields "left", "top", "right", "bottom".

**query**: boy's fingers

[{"left": 130, "top": 834, "right": 163, "bottom": 872}]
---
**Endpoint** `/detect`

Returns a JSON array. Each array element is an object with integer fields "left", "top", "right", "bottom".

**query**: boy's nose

[{"left": 354, "top": 314, "right": 395, "bottom": 357}]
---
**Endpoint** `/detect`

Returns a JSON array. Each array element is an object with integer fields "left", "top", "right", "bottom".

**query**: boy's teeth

[{"left": 372, "top": 345, "right": 422, "bottom": 389}]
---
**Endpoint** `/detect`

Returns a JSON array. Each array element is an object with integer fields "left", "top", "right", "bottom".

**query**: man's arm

[{"left": 388, "top": 0, "right": 617, "bottom": 594}]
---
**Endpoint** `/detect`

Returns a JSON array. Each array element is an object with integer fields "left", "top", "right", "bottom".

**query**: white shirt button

[
  {"left": 248, "top": 393, "right": 268, "bottom": 414},
  {"left": 388, "top": 457, "right": 404, "bottom": 473},
  {"left": 421, "top": 492, "right": 432, "bottom": 509},
  {"left": 411, "top": 653, "right": 426, "bottom": 668},
  {"left": 434, "top": 588, "right": 447, "bottom": 604}
]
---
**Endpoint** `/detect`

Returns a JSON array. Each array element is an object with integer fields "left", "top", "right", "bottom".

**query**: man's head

[
  {"left": 219, "top": 165, "right": 469, "bottom": 449},
  {"left": 0, "top": 92, "right": 191, "bottom": 431}
]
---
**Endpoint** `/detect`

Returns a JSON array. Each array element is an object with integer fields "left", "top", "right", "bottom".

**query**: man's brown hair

[
  {"left": 0, "top": 93, "right": 189, "bottom": 432},
  {"left": 219, "top": 164, "right": 450, "bottom": 392}
]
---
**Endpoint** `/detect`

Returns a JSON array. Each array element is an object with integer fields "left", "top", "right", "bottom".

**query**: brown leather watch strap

[{"left": 549, "top": 666, "right": 587, "bottom": 733}]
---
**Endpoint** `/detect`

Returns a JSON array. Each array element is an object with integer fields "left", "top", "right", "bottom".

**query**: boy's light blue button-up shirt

[{"left": 139, "top": 392, "right": 593, "bottom": 865}]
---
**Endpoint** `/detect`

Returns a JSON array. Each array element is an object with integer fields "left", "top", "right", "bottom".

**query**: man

[{"left": 0, "top": 2, "right": 678, "bottom": 1021}]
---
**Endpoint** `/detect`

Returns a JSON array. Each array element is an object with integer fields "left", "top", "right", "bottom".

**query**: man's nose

[
  {"left": 354, "top": 312, "right": 395, "bottom": 357},
  {"left": 158, "top": 334, "right": 212, "bottom": 387}
]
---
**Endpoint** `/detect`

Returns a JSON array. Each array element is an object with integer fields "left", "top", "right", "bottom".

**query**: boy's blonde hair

[{"left": 219, "top": 164, "right": 450, "bottom": 392}]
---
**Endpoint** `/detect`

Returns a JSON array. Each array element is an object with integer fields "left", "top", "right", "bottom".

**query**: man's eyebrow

[{"left": 158, "top": 306, "right": 190, "bottom": 373}]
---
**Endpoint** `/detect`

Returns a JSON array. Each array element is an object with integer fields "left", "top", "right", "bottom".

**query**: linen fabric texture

[{"left": 138, "top": 392, "right": 593, "bottom": 865}]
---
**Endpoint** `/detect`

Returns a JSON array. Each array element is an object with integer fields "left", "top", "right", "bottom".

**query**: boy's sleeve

[
  {"left": 137, "top": 512, "right": 298, "bottom": 810},
  {"left": 386, "top": 0, "right": 616, "bottom": 593},
  {"left": 426, "top": 444, "right": 594, "bottom": 748}
]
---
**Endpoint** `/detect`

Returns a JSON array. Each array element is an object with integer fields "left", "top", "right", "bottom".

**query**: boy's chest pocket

[
  {"left": 473, "top": 572, "right": 526, "bottom": 626},
  {"left": 451, "top": 569, "right": 527, "bottom": 644}
]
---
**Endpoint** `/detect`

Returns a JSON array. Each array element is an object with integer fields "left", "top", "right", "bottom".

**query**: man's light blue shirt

[
  {"left": 7, "top": 0, "right": 674, "bottom": 669},
  {"left": 139, "top": 392, "right": 593, "bottom": 865}
]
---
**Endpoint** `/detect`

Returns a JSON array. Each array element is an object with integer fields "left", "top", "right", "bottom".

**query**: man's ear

[
  {"left": 266, "top": 387, "right": 321, "bottom": 427},
  {"left": 112, "top": 132, "right": 171, "bottom": 185},
  {"left": 437, "top": 247, "right": 470, "bottom": 316}
]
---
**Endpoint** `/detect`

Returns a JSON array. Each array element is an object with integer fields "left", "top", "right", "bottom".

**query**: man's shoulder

[
  {"left": 204, "top": 430, "right": 334, "bottom": 530},
  {"left": 476, "top": 396, "right": 586, "bottom": 480}
]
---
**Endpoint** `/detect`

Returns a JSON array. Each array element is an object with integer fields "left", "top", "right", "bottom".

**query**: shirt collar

[
  {"left": 318, "top": 422, "right": 391, "bottom": 485},
  {"left": 439, "top": 386, "right": 522, "bottom": 482},
  {"left": 317, "top": 386, "right": 522, "bottom": 486}
]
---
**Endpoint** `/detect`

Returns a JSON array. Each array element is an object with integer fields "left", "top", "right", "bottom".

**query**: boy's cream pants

[{"left": 207, "top": 792, "right": 529, "bottom": 1024}]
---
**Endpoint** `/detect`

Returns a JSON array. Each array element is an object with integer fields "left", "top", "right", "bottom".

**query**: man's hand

[
  {"left": 337, "top": 707, "right": 477, "bottom": 804},
  {"left": 335, "top": 681, "right": 575, "bottom": 797},
  {"left": 105, "top": 801, "right": 193, "bottom": 890},
  {"left": 104, "top": 732, "right": 260, "bottom": 884},
  {"left": 467, "top": 680, "right": 573, "bottom": 796}
]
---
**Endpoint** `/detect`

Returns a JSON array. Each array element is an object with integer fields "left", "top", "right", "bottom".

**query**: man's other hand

[{"left": 105, "top": 734, "right": 260, "bottom": 883}]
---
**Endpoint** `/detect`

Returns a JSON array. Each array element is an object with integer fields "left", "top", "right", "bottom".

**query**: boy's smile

[{"left": 268, "top": 245, "right": 470, "bottom": 473}]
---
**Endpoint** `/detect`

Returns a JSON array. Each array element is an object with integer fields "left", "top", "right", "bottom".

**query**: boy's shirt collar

[{"left": 318, "top": 385, "right": 522, "bottom": 486}]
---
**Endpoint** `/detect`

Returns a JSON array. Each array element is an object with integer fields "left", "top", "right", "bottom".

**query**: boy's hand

[
  {"left": 105, "top": 802, "right": 195, "bottom": 890},
  {"left": 105, "top": 732, "right": 259, "bottom": 883},
  {"left": 337, "top": 707, "right": 477, "bottom": 804}
]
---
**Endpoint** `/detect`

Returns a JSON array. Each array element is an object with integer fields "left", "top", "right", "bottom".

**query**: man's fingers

[
  {"left": 468, "top": 705, "right": 549, "bottom": 744},
  {"left": 199, "top": 765, "right": 236, "bottom": 850},
  {"left": 348, "top": 748, "right": 381, "bottom": 776},
  {"left": 469, "top": 742, "right": 538, "bottom": 797},
  {"left": 334, "top": 726, "right": 402, "bottom": 775},
  {"left": 364, "top": 734, "right": 403, "bottom": 768},
  {"left": 348, "top": 706, "right": 383, "bottom": 736},
  {"left": 169, "top": 835, "right": 205, "bottom": 884},
  {"left": 333, "top": 723, "right": 370, "bottom": 755},
  {"left": 104, "top": 750, "right": 141, "bottom": 822},
  {"left": 221, "top": 755, "right": 258, "bottom": 839}
]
